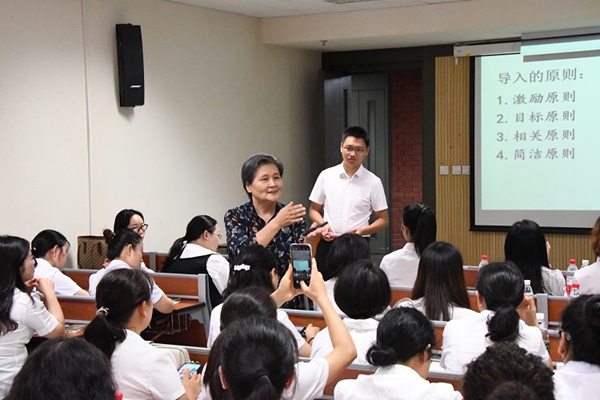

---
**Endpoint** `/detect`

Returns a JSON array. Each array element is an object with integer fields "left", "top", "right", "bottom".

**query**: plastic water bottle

[
  {"left": 581, "top": 260, "right": 589, "bottom": 269},
  {"left": 524, "top": 279, "right": 534, "bottom": 297},
  {"left": 566, "top": 259, "right": 578, "bottom": 294},
  {"left": 570, "top": 282, "right": 580, "bottom": 298},
  {"left": 536, "top": 313, "right": 549, "bottom": 352},
  {"left": 478, "top": 255, "right": 489, "bottom": 268}
]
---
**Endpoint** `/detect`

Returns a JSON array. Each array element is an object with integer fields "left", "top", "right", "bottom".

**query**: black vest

[{"left": 161, "top": 254, "right": 223, "bottom": 307}]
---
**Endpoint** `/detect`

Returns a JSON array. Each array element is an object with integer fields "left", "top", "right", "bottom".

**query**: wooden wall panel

[{"left": 434, "top": 56, "right": 594, "bottom": 268}]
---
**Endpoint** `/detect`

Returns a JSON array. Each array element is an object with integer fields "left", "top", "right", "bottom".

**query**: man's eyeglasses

[
  {"left": 343, "top": 146, "right": 366, "bottom": 155},
  {"left": 129, "top": 224, "right": 149, "bottom": 233}
]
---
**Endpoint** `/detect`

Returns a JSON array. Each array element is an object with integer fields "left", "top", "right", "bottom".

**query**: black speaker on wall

[{"left": 116, "top": 24, "right": 144, "bottom": 107}]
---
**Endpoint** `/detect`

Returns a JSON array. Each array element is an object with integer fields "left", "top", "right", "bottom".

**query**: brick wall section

[{"left": 390, "top": 70, "right": 423, "bottom": 250}]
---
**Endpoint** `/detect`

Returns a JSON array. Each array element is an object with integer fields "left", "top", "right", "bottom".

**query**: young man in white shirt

[{"left": 309, "top": 126, "right": 388, "bottom": 278}]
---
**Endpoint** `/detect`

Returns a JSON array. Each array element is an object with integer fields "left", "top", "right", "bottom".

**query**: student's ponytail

[
  {"left": 84, "top": 268, "right": 153, "bottom": 358},
  {"left": 402, "top": 203, "right": 437, "bottom": 256},
  {"left": 476, "top": 262, "right": 524, "bottom": 344},
  {"left": 162, "top": 237, "right": 186, "bottom": 270},
  {"left": 162, "top": 215, "right": 218, "bottom": 270},
  {"left": 367, "top": 308, "right": 435, "bottom": 368},
  {"left": 486, "top": 304, "right": 520, "bottom": 342}
]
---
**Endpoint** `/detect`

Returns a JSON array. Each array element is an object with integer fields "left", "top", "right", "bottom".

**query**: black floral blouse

[{"left": 224, "top": 201, "right": 306, "bottom": 278}]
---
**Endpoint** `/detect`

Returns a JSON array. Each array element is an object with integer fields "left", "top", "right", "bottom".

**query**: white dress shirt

[
  {"left": 397, "top": 297, "right": 477, "bottom": 321},
  {"left": 554, "top": 360, "right": 600, "bottom": 400},
  {"left": 380, "top": 243, "right": 420, "bottom": 287},
  {"left": 34, "top": 258, "right": 85, "bottom": 296},
  {"left": 179, "top": 243, "right": 229, "bottom": 294},
  {"left": 440, "top": 309, "right": 550, "bottom": 374},
  {"left": 313, "top": 277, "right": 344, "bottom": 314},
  {"left": 309, "top": 163, "right": 388, "bottom": 234},
  {"left": 111, "top": 329, "right": 185, "bottom": 400},
  {"left": 88, "top": 260, "right": 165, "bottom": 304},
  {"left": 574, "top": 257, "right": 600, "bottom": 295},
  {"left": 207, "top": 304, "right": 305, "bottom": 350},
  {"left": 310, "top": 317, "right": 378, "bottom": 365},
  {"left": 0, "top": 289, "right": 58, "bottom": 398},
  {"left": 334, "top": 364, "right": 462, "bottom": 400},
  {"left": 542, "top": 267, "right": 567, "bottom": 296}
]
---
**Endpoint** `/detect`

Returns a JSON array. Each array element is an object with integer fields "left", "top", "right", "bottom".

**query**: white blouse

[
  {"left": 310, "top": 318, "right": 378, "bottom": 365},
  {"left": 34, "top": 258, "right": 85, "bottom": 296},
  {"left": 88, "top": 260, "right": 165, "bottom": 304},
  {"left": 380, "top": 243, "right": 420, "bottom": 287},
  {"left": 111, "top": 329, "right": 185, "bottom": 400},
  {"left": 541, "top": 267, "right": 566, "bottom": 296},
  {"left": 334, "top": 364, "right": 462, "bottom": 400},
  {"left": 554, "top": 360, "right": 600, "bottom": 400},
  {"left": 0, "top": 290, "right": 58, "bottom": 397},
  {"left": 397, "top": 297, "right": 477, "bottom": 321},
  {"left": 440, "top": 309, "right": 550, "bottom": 374},
  {"left": 574, "top": 257, "right": 600, "bottom": 295}
]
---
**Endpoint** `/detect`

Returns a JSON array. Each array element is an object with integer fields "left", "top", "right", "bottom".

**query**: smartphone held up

[{"left": 290, "top": 243, "right": 312, "bottom": 289}]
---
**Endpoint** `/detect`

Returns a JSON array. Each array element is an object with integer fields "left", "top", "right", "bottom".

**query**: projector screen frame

[{"left": 468, "top": 56, "right": 592, "bottom": 235}]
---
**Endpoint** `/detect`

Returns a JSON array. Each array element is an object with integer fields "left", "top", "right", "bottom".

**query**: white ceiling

[{"left": 166, "top": 0, "right": 468, "bottom": 19}]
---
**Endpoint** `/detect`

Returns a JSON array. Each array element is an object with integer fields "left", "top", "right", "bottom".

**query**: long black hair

[
  {"left": 411, "top": 242, "right": 470, "bottom": 321},
  {"left": 84, "top": 268, "right": 153, "bottom": 358},
  {"left": 402, "top": 203, "right": 437, "bottom": 256},
  {"left": 0, "top": 236, "right": 32, "bottom": 334},
  {"left": 476, "top": 262, "right": 524, "bottom": 343},
  {"left": 163, "top": 215, "right": 217, "bottom": 270},
  {"left": 504, "top": 219, "right": 550, "bottom": 294}
]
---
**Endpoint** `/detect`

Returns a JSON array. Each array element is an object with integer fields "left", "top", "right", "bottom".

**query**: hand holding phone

[
  {"left": 290, "top": 243, "right": 312, "bottom": 289},
  {"left": 178, "top": 362, "right": 202, "bottom": 379}
]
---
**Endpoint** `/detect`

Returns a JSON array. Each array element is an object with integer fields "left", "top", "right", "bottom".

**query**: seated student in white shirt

[
  {"left": 161, "top": 215, "right": 229, "bottom": 307},
  {"left": 88, "top": 229, "right": 174, "bottom": 314},
  {"left": 84, "top": 268, "right": 201, "bottom": 400},
  {"left": 32, "top": 230, "right": 89, "bottom": 296},
  {"left": 440, "top": 262, "right": 550, "bottom": 374},
  {"left": 553, "top": 294, "right": 600, "bottom": 400},
  {"left": 505, "top": 219, "right": 566, "bottom": 296},
  {"left": 207, "top": 244, "right": 317, "bottom": 357},
  {"left": 462, "top": 342, "right": 555, "bottom": 400},
  {"left": 380, "top": 203, "right": 437, "bottom": 287},
  {"left": 335, "top": 307, "right": 462, "bottom": 400},
  {"left": 313, "top": 233, "right": 371, "bottom": 314},
  {"left": 311, "top": 259, "right": 390, "bottom": 364},
  {"left": 396, "top": 242, "right": 475, "bottom": 321},
  {"left": 0, "top": 236, "right": 65, "bottom": 398},
  {"left": 209, "top": 260, "right": 356, "bottom": 400},
  {"left": 574, "top": 216, "right": 600, "bottom": 295}
]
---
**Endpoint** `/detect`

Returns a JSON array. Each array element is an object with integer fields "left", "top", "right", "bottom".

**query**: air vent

[{"left": 324, "top": 0, "right": 381, "bottom": 4}]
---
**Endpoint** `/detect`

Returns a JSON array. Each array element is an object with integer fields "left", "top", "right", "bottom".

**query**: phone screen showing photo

[{"left": 293, "top": 258, "right": 310, "bottom": 272}]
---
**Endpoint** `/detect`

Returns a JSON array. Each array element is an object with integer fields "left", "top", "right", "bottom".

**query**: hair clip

[
  {"left": 233, "top": 264, "right": 251, "bottom": 272},
  {"left": 96, "top": 306, "right": 109, "bottom": 316}
]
